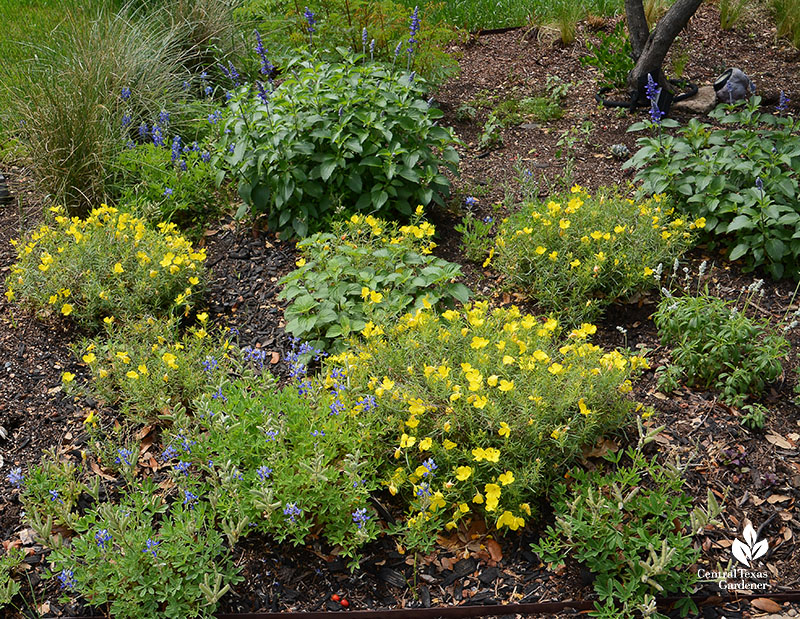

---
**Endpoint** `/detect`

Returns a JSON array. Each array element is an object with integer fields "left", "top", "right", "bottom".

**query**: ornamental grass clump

[
  {"left": 5, "top": 205, "right": 207, "bottom": 330},
  {"left": 279, "top": 209, "right": 470, "bottom": 352},
  {"left": 219, "top": 51, "right": 459, "bottom": 238},
  {"left": 330, "top": 301, "right": 649, "bottom": 545},
  {"left": 492, "top": 186, "right": 701, "bottom": 324}
]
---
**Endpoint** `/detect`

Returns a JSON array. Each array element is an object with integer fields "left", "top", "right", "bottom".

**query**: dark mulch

[{"left": 2, "top": 2, "right": 800, "bottom": 617}]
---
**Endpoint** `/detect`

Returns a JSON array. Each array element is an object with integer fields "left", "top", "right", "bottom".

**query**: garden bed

[{"left": 2, "top": 2, "right": 800, "bottom": 618}]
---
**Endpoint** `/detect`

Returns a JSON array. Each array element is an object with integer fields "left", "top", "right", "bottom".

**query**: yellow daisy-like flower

[
  {"left": 115, "top": 351, "right": 131, "bottom": 364},
  {"left": 496, "top": 510, "right": 525, "bottom": 531},
  {"left": 443, "top": 439, "right": 457, "bottom": 450},
  {"left": 400, "top": 433, "right": 416, "bottom": 448},
  {"left": 82, "top": 352, "right": 96, "bottom": 364},
  {"left": 162, "top": 352, "right": 178, "bottom": 369},
  {"left": 470, "top": 336, "right": 489, "bottom": 349},
  {"left": 112, "top": 262, "right": 124, "bottom": 274},
  {"left": 487, "top": 374, "right": 499, "bottom": 387},
  {"left": 548, "top": 363, "right": 565, "bottom": 375},
  {"left": 61, "top": 303, "right": 74, "bottom": 316},
  {"left": 418, "top": 437, "right": 433, "bottom": 451},
  {"left": 472, "top": 395, "right": 488, "bottom": 409},
  {"left": 502, "top": 355, "right": 515, "bottom": 365},
  {"left": 126, "top": 370, "right": 139, "bottom": 379},
  {"left": 62, "top": 372, "right": 75, "bottom": 383},
  {"left": 559, "top": 219, "right": 570, "bottom": 230},
  {"left": 498, "top": 422, "right": 510, "bottom": 438}
]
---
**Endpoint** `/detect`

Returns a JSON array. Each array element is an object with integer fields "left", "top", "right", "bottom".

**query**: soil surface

[{"left": 2, "top": 3, "right": 800, "bottom": 618}]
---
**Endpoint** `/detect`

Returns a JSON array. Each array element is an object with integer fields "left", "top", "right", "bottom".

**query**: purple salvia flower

[
  {"left": 254, "top": 30, "right": 274, "bottom": 76},
  {"left": 777, "top": 90, "right": 789, "bottom": 114}
]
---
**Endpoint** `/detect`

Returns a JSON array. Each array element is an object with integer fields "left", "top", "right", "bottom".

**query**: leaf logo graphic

[{"left": 731, "top": 522, "right": 768, "bottom": 567}]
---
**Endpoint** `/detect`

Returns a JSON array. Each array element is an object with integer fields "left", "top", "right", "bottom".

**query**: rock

[{"left": 673, "top": 85, "right": 717, "bottom": 114}]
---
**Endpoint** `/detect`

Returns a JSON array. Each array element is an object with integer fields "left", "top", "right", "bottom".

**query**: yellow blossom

[
  {"left": 498, "top": 422, "right": 510, "bottom": 438},
  {"left": 400, "top": 433, "right": 416, "bottom": 448},
  {"left": 496, "top": 511, "right": 525, "bottom": 530},
  {"left": 418, "top": 437, "right": 433, "bottom": 451},
  {"left": 498, "top": 379, "right": 514, "bottom": 392},
  {"left": 61, "top": 303, "right": 74, "bottom": 316},
  {"left": 62, "top": 372, "right": 75, "bottom": 383},
  {"left": 470, "top": 336, "right": 489, "bottom": 349},
  {"left": 443, "top": 439, "right": 457, "bottom": 450},
  {"left": 112, "top": 262, "right": 124, "bottom": 274},
  {"left": 498, "top": 471, "right": 515, "bottom": 485},
  {"left": 455, "top": 466, "right": 473, "bottom": 481},
  {"left": 82, "top": 352, "right": 96, "bottom": 364},
  {"left": 578, "top": 398, "right": 592, "bottom": 416},
  {"left": 162, "top": 352, "right": 178, "bottom": 369}
]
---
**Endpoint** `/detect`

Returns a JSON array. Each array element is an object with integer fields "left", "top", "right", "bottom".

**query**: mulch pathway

[{"left": 2, "top": 2, "right": 800, "bottom": 617}]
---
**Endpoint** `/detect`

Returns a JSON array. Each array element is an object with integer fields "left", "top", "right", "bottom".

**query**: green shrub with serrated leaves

[
  {"left": 218, "top": 51, "right": 459, "bottom": 238},
  {"left": 279, "top": 211, "right": 470, "bottom": 352}
]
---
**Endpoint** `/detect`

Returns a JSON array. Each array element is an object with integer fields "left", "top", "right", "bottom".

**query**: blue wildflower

[
  {"left": 645, "top": 74, "right": 665, "bottom": 124},
  {"left": 254, "top": 30, "right": 274, "bottom": 76},
  {"left": 777, "top": 90, "right": 790, "bottom": 114},
  {"left": 95, "top": 528, "right": 112, "bottom": 550},
  {"left": 152, "top": 124, "right": 165, "bottom": 147},
  {"left": 59, "top": 569, "right": 76, "bottom": 589},
  {"left": 138, "top": 122, "right": 148, "bottom": 138},
  {"left": 143, "top": 538, "right": 159, "bottom": 558},
  {"left": 208, "top": 110, "right": 222, "bottom": 124},
  {"left": 174, "top": 460, "right": 191, "bottom": 476},
  {"left": 163, "top": 187, "right": 173, "bottom": 198},
  {"left": 171, "top": 135, "right": 182, "bottom": 162},
  {"left": 421, "top": 458, "right": 437, "bottom": 477},
  {"left": 352, "top": 507, "right": 370, "bottom": 529},
  {"left": 465, "top": 196, "right": 477, "bottom": 208},
  {"left": 283, "top": 502, "right": 302, "bottom": 524},
  {"left": 7, "top": 467, "right": 24, "bottom": 488},
  {"left": 407, "top": 6, "right": 420, "bottom": 55},
  {"left": 115, "top": 448, "right": 134, "bottom": 466},
  {"left": 160, "top": 445, "right": 178, "bottom": 462},
  {"left": 303, "top": 7, "right": 316, "bottom": 33},
  {"left": 257, "top": 466, "right": 273, "bottom": 481},
  {"left": 183, "top": 490, "right": 199, "bottom": 509},
  {"left": 121, "top": 113, "right": 131, "bottom": 128},
  {"left": 121, "top": 87, "right": 131, "bottom": 100},
  {"left": 204, "top": 85, "right": 213, "bottom": 97},
  {"left": 202, "top": 356, "right": 218, "bottom": 372},
  {"left": 159, "top": 110, "right": 170, "bottom": 126}
]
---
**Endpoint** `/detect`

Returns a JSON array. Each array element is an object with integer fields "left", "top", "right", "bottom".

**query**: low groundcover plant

[
  {"left": 5, "top": 204, "right": 207, "bottom": 329},
  {"left": 492, "top": 186, "right": 700, "bottom": 324}
]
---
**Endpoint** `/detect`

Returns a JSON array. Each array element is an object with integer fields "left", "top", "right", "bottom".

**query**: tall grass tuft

[
  {"left": 773, "top": 0, "right": 800, "bottom": 47},
  {"left": 3, "top": 5, "right": 190, "bottom": 213},
  {"left": 719, "top": 0, "right": 750, "bottom": 30}
]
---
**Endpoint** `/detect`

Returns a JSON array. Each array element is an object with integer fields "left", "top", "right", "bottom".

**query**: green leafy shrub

[
  {"left": 532, "top": 425, "right": 722, "bottom": 619},
  {"left": 219, "top": 52, "right": 459, "bottom": 238},
  {"left": 70, "top": 315, "right": 233, "bottom": 420},
  {"left": 109, "top": 143, "right": 223, "bottom": 236},
  {"left": 279, "top": 211, "right": 470, "bottom": 351},
  {"left": 492, "top": 187, "right": 699, "bottom": 324},
  {"left": 6, "top": 205, "right": 207, "bottom": 330},
  {"left": 653, "top": 284, "right": 789, "bottom": 411},
  {"left": 626, "top": 96, "right": 800, "bottom": 279},
  {"left": 455, "top": 211, "right": 495, "bottom": 263},
  {"left": 331, "top": 302, "right": 649, "bottom": 547},
  {"left": 581, "top": 20, "right": 634, "bottom": 90},
  {"left": 21, "top": 461, "right": 240, "bottom": 619}
]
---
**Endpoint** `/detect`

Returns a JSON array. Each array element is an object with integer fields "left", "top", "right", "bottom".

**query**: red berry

[
  {"left": 331, "top": 594, "right": 340, "bottom": 602},
  {"left": 341, "top": 599, "right": 349, "bottom": 608}
]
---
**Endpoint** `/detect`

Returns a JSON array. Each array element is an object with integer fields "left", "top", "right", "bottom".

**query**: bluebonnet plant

[
  {"left": 121, "top": 87, "right": 131, "bottom": 101},
  {"left": 415, "top": 482, "right": 431, "bottom": 497},
  {"left": 171, "top": 135, "right": 182, "bottom": 163},
  {"left": 420, "top": 457, "right": 437, "bottom": 477},
  {"left": 116, "top": 448, "right": 134, "bottom": 466},
  {"left": 159, "top": 110, "right": 170, "bottom": 126},
  {"left": 183, "top": 490, "right": 199, "bottom": 509},
  {"left": 143, "top": 538, "right": 159, "bottom": 558},
  {"left": 370, "top": 39, "right": 375, "bottom": 60},
  {"left": 362, "top": 27, "right": 368, "bottom": 53},
  {"left": 283, "top": 502, "right": 302, "bottom": 523},
  {"left": 174, "top": 460, "right": 191, "bottom": 476},
  {"left": 208, "top": 109, "right": 222, "bottom": 124},
  {"left": 464, "top": 196, "right": 477, "bottom": 209},
  {"left": 163, "top": 187, "right": 174, "bottom": 198},
  {"left": 152, "top": 124, "right": 165, "bottom": 147},
  {"left": 7, "top": 467, "right": 24, "bottom": 487},
  {"left": 257, "top": 465, "right": 273, "bottom": 481},
  {"left": 352, "top": 508, "right": 369, "bottom": 529},
  {"left": 138, "top": 122, "right": 148, "bottom": 139},
  {"left": 202, "top": 356, "right": 218, "bottom": 372},
  {"left": 121, "top": 113, "right": 132, "bottom": 128},
  {"left": 161, "top": 445, "right": 178, "bottom": 462},
  {"left": 95, "top": 528, "right": 112, "bottom": 550},
  {"left": 50, "top": 489, "right": 62, "bottom": 503},
  {"left": 59, "top": 569, "right": 77, "bottom": 589}
]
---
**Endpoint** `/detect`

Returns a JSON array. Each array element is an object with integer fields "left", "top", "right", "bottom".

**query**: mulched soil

[{"left": 2, "top": 2, "right": 800, "bottom": 617}]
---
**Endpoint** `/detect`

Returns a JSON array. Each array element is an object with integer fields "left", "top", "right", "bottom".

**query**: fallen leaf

[
  {"left": 751, "top": 597, "right": 781, "bottom": 613},
  {"left": 767, "top": 494, "right": 791, "bottom": 504},
  {"left": 18, "top": 529, "right": 36, "bottom": 546},
  {"left": 90, "top": 460, "right": 116, "bottom": 481},
  {"left": 652, "top": 392, "right": 668, "bottom": 400},
  {"left": 487, "top": 539, "right": 503, "bottom": 562},
  {"left": 270, "top": 352, "right": 280, "bottom": 365},
  {"left": 765, "top": 433, "right": 794, "bottom": 450}
]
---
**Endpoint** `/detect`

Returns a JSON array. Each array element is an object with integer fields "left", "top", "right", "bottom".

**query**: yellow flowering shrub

[
  {"left": 327, "top": 301, "right": 649, "bottom": 540},
  {"left": 5, "top": 205, "right": 206, "bottom": 329},
  {"left": 70, "top": 315, "right": 233, "bottom": 421},
  {"left": 492, "top": 187, "right": 701, "bottom": 324}
]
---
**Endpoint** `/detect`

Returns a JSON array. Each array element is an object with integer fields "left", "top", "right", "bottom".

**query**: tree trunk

[{"left": 625, "top": 0, "right": 704, "bottom": 97}]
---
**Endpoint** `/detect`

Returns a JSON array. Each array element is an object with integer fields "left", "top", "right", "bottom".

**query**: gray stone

[{"left": 673, "top": 85, "right": 718, "bottom": 114}]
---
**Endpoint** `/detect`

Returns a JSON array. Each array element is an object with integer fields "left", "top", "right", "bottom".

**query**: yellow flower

[
  {"left": 115, "top": 351, "right": 131, "bottom": 364},
  {"left": 455, "top": 466, "right": 473, "bottom": 481},
  {"left": 459, "top": 503, "right": 470, "bottom": 513},
  {"left": 82, "top": 352, "right": 96, "bottom": 364},
  {"left": 112, "top": 262, "right": 124, "bottom": 274},
  {"left": 548, "top": 363, "right": 565, "bottom": 375},
  {"left": 519, "top": 503, "right": 531, "bottom": 516},
  {"left": 430, "top": 491, "right": 446, "bottom": 511},
  {"left": 296, "top": 258, "right": 307, "bottom": 267},
  {"left": 570, "top": 259, "right": 581, "bottom": 268},
  {"left": 61, "top": 303, "right": 74, "bottom": 316},
  {"left": 442, "top": 309, "right": 460, "bottom": 321},
  {"left": 472, "top": 395, "right": 488, "bottom": 409},
  {"left": 62, "top": 372, "right": 75, "bottom": 383},
  {"left": 194, "top": 328, "right": 208, "bottom": 339},
  {"left": 535, "top": 246, "right": 546, "bottom": 255},
  {"left": 405, "top": 416, "right": 420, "bottom": 428},
  {"left": 487, "top": 374, "right": 499, "bottom": 387},
  {"left": 126, "top": 370, "right": 139, "bottom": 379},
  {"left": 693, "top": 217, "right": 706, "bottom": 228},
  {"left": 496, "top": 510, "right": 525, "bottom": 531},
  {"left": 98, "top": 369, "right": 109, "bottom": 378},
  {"left": 559, "top": 219, "right": 570, "bottom": 230},
  {"left": 443, "top": 439, "right": 457, "bottom": 450},
  {"left": 498, "top": 379, "right": 514, "bottom": 392},
  {"left": 551, "top": 428, "right": 561, "bottom": 439},
  {"left": 498, "top": 422, "right": 510, "bottom": 438},
  {"left": 548, "top": 251, "right": 558, "bottom": 261},
  {"left": 498, "top": 471, "right": 515, "bottom": 485},
  {"left": 472, "top": 492, "right": 484, "bottom": 504},
  {"left": 502, "top": 355, "right": 515, "bottom": 365},
  {"left": 484, "top": 483, "right": 501, "bottom": 511},
  {"left": 162, "top": 352, "right": 178, "bottom": 369},
  {"left": 418, "top": 437, "right": 433, "bottom": 451},
  {"left": 578, "top": 398, "right": 592, "bottom": 416},
  {"left": 400, "top": 433, "right": 416, "bottom": 449},
  {"left": 362, "top": 321, "right": 385, "bottom": 338},
  {"left": 369, "top": 290, "right": 384, "bottom": 304},
  {"left": 472, "top": 447, "right": 500, "bottom": 462},
  {"left": 470, "top": 336, "right": 489, "bottom": 349},
  {"left": 138, "top": 364, "right": 149, "bottom": 375}
]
